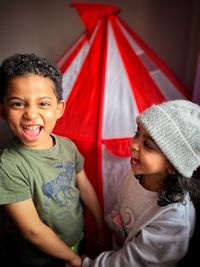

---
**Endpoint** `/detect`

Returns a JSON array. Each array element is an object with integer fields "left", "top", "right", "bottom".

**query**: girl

[{"left": 81, "top": 99, "right": 200, "bottom": 267}]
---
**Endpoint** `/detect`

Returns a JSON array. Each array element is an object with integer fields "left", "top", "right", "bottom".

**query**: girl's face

[
  {"left": 1, "top": 74, "right": 65, "bottom": 149},
  {"left": 129, "top": 122, "right": 173, "bottom": 191}
]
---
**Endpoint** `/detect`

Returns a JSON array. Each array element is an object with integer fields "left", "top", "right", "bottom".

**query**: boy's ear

[
  {"left": 56, "top": 100, "right": 66, "bottom": 119},
  {"left": 0, "top": 103, "right": 6, "bottom": 120}
]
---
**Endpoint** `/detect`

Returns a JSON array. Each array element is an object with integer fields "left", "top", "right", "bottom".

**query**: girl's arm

[
  {"left": 80, "top": 205, "right": 195, "bottom": 267},
  {"left": 6, "top": 198, "right": 81, "bottom": 267}
]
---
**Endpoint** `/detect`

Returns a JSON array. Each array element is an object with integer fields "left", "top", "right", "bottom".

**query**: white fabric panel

[
  {"left": 150, "top": 70, "right": 186, "bottom": 100},
  {"left": 117, "top": 20, "right": 186, "bottom": 101},
  {"left": 102, "top": 22, "right": 139, "bottom": 139},
  {"left": 102, "top": 145, "right": 130, "bottom": 215},
  {"left": 60, "top": 23, "right": 101, "bottom": 101},
  {"left": 117, "top": 19, "right": 144, "bottom": 56},
  {"left": 139, "top": 53, "right": 157, "bottom": 72},
  {"left": 57, "top": 35, "right": 85, "bottom": 68},
  {"left": 61, "top": 42, "right": 88, "bottom": 100}
]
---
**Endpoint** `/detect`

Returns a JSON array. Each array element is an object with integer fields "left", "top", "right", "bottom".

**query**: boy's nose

[{"left": 23, "top": 106, "right": 38, "bottom": 120}]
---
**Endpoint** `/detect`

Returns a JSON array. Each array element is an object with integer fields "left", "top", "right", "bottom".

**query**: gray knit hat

[{"left": 137, "top": 100, "right": 200, "bottom": 178}]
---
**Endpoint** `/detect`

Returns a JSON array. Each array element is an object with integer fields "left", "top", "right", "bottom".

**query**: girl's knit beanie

[{"left": 137, "top": 99, "right": 200, "bottom": 178}]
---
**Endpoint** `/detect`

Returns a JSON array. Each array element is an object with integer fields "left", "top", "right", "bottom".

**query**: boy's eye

[
  {"left": 40, "top": 102, "right": 50, "bottom": 107},
  {"left": 9, "top": 102, "right": 25, "bottom": 109}
]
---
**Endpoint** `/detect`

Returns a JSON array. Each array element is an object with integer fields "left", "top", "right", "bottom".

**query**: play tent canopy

[{"left": 53, "top": 2, "right": 191, "bottom": 214}]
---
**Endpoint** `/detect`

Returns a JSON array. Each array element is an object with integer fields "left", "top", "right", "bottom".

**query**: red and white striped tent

[{"left": 53, "top": 2, "right": 191, "bottom": 215}]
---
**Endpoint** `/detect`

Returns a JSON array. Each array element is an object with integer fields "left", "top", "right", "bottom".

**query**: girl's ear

[
  {"left": 0, "top": 103, "right": 6, "bottom": 120},
  {"left": 56, "top": 100, "right": 66, "bottom": 119}
]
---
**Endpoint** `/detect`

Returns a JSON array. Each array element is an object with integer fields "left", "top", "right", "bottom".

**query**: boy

[{"left": 0, "top": 53, "right": 104, "bottom": 267}]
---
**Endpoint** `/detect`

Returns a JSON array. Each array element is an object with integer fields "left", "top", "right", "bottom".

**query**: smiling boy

[{"left": 0, "top": 54, "right": 105, "bottom": 267}]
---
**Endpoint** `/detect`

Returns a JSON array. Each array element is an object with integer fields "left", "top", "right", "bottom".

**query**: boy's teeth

[{"left": 24, "top": 125, "right": 39, "bottom": 130}]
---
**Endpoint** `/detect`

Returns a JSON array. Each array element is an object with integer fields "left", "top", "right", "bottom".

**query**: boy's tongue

[{"left": 23, "top": 126, "right": 40, "bottom": 138}]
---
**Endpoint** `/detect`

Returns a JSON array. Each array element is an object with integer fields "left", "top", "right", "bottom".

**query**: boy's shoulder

[
  {"left": 0, "top": 146, "right": 20, "bottom": 171},
  {"left": 0, "top": 144, "right": 17, "bottom": 160},
  {"left": 53, "top": 134, "right": 79, "bottom": 154},
  {"left": 54, "top": 134, "right": 75, "bottom": 147}
]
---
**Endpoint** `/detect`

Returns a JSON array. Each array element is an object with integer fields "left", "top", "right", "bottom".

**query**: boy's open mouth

[{"left": 22, "top": 125, "right": 41, "bottom": 139}]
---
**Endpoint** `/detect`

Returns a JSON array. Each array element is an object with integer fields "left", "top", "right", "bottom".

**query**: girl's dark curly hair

[
  {"left": 0, "top": 53, "right": 63, "bottom": 103},
  {"left": 158, "top": 170, "right": 200, "bottom": 206}
]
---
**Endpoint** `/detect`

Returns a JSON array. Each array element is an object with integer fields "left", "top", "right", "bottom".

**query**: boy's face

[{"left": 1, "top": 74, "right": 65, "bottom": 149}]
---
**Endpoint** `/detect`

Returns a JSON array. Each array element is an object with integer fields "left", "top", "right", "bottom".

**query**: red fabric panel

[
  {"left": 111, "top": 16, "right": 166, "bottom": 113},
  {"left": 71, "top": 2, "right": 120, "bottom": 34},
  {"left": 103, "top": 138, "right": 131, "bottom": 157},
  {"left": 96, "top": 20, "right": 108, "bottom": 212},
  {"left": 73, "top": 139, "right": 103, "bottom": 203},
  {"left": 53, "top": 20, "right": 109, "bottom": 208},
  {"left": 117, "top": 17, "right": 191, "bottom": 100},
  {"left": 54, "top": 21, "right": 106, "bottom": 142},
  {"left": 68, "top": 139, "right": 105, "bottom": 257}
]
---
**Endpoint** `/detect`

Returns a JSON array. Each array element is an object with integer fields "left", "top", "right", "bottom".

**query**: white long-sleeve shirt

[{"left": 83, "top": 171, "right": 195, "bottom": 267}]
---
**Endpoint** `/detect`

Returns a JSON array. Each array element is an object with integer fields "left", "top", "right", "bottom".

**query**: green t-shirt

[{"left": 0, "top": 134, "right": 84, "bottom": 265}]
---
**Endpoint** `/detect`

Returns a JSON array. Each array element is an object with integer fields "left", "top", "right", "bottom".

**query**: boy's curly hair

[{"left": 0, "top": 53, "right": 63, "bottom": 103}]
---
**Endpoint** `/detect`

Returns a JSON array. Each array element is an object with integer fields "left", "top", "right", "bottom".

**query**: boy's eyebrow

[
  {"left": 7, "top": 96, "right": 54, "bottom": 101},
  {"left": 7, "top": 96, "right": 23, "bottom": 101}
]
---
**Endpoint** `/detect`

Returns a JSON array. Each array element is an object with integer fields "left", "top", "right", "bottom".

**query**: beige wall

[{"left": 0, "top": 0, "right": 200, "bottom": 147}]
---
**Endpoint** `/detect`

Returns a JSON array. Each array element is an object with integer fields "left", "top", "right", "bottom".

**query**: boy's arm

[
  {"left": 76, "top": 170, "right": 104, "bottom": 233},
  {"left": 5, "top": 198, "right": 81, "bottom": 267}
]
